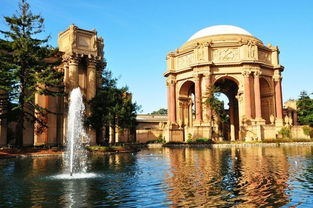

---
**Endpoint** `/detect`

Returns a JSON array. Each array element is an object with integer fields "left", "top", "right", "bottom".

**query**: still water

[{"left": 1, "top": 146, "right": 313, "bottom": 207}]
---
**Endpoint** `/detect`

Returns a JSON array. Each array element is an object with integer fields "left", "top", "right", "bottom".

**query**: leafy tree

[
  {"left": 0, "top": 0, "right": 64, "bottom": 146},
  {"left": 205, "top": 86, "right": 229, "bottom": 138},
  {"left": 150, "top": 108, "right": 167, "bottom": 115},
  {"left": 86, "top": 70, "right": 139, "bottom": 144},
  {"left": 297, "top": 91, "right": 313, "bottom": 127}
]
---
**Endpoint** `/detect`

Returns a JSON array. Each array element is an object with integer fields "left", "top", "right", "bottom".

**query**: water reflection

[
  {"left": 1, "top": 146, "right": 313, "bottom": 207},
  {"left": 164, "top": 146, "right": 313, "bottom": 207}
]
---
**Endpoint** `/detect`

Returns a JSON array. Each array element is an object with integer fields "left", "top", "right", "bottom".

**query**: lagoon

[{"left": 1, "top": 146, "right": 313, "bottom": 207}]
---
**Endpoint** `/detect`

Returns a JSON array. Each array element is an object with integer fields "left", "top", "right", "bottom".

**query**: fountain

[
  {"left": 65, "top": 88, "right": 90, "bottom": 177},
  {"left": 51, "top": 88, "right": 97, "bottom": 180}
]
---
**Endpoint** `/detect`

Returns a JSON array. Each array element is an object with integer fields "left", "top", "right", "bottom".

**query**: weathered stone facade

[
  {"left": 164, "top": 25, "right": 290, "bottom": 142},
  {"left": 0, "top": 25, "right": 106, "bottom": 146}
]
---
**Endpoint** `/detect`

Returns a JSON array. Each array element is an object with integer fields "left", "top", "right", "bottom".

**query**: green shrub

[
  {"left": 188, "top": 133, "right": 192, "bottom": 140},
  {"left": 154, "top": 134, "right": 165, "bottom": 143},
  {"left": 302, "top": 126, "right": 313, "bottom": 138},
  {"left": 278, "top": 127, "right": 291, "bottom": 138},
  {"left": 186, "top": 138, "right": 193, "bottom": 143},
  {"left": 156, "top": 138, "right": 166, "bottom": 143},
  {"left": 195, "top": 138, "right": 213, "bottom": 144}
]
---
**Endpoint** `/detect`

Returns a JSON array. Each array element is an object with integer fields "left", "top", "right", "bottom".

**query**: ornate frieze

[
  {"left": 258, "top": 49, "right": 271, "bottom": 64},
  {"left": 212, "top": 48, "right": 239, "bottom": 62},
  {"left": 176, "top": 53, "right": 194, "bottom": 69}
]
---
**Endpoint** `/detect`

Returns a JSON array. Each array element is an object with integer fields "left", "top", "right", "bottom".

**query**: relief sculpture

[
  {"left": 213, "top": 48, "right": 239, "bottom": 62},
  {"left": 258, "top": 50, "right": 271, "bottom": 63},
  {"left": 176, "top": 53, "right": 194, "bottom": 69}
]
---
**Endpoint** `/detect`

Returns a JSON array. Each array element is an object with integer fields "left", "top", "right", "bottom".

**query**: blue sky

[{"left": 1, "top": 0, "right": 312, "bottom": 113}]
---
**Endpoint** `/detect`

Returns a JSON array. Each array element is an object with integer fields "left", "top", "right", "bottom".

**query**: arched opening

[
  {"left": 178, "top": 81, "right": 195, "bottom": 139},
  {"left": 260, "top": 78, "right": 274, "bottom": 124},
  {"left": 213, "top": 77, "right": 239, "bottom": 141}
]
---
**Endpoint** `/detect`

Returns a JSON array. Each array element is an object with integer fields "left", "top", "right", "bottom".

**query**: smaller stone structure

[{"left": 136, "top": 114, "right": 167, "bottom": 143}]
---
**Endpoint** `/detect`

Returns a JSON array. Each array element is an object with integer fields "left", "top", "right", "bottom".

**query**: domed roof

[{"left": 187, "top": 25, "right": 253, "bottom": 41}]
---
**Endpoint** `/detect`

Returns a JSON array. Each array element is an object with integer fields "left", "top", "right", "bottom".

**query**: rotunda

[{"left": 164, "top": 25, "right": 284, "bottom": 141}]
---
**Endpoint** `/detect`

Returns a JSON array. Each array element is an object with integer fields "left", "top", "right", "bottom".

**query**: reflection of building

[
  {"left": 164, "top": 147, "right": 290, "bottom": 207},
  {"left": 163, "top": 25, "right": 303, "bottom": 142}
]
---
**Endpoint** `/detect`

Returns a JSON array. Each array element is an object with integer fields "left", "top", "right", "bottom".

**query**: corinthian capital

[
  {"left": 69, "top": 54, "right": 79, "bottom": 65},
  {"left": 273, "top": 70, "right": 282, "bottom": 81},
  {"left": 242, "top": 71, "right": 251, "bottom": 78},
  {"left": 254, "top": 71, "right": 262, "bottom": 77},
  {"left": 87, "top": 57, "right": 97, "bottom": 68},
  {"left": 166, "top": 79, "right": 176, "bottom": 86}
]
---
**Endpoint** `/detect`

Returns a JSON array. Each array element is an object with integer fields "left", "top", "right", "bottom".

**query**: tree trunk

[
  {"left": 16, "top": 81, "right": 25, "bottom": 147},
  {"left": 96, "top": 127, "right": 102, "bottom": 145},
  {"left": 104, "top": 125, "right": 110, "bottom": 145}
]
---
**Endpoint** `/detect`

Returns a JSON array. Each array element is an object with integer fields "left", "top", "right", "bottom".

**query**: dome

[{"left": 187, "top": 25, "right": 253, "bottom": 41}]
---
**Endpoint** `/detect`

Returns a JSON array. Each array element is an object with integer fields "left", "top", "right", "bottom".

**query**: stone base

[
  {"left": 275, "top": 119, "right": 284, "bottom": 127},
  {"left": 163, "top": 127, "right": 184, "bottom": 142}
]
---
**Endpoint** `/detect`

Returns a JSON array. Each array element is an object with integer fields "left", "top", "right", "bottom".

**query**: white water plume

[{"left": 65, "top": 88, "right": 90, "bottom": 176}]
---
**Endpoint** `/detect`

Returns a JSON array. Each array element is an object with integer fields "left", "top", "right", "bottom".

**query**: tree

[
  {"left": 150, "top": 108, "right": 167, "bottom": 115},
  {"left": 0, "top": 0, "right": 64, "bottom": 146},
  {"left": 86, "top": 70, "right": 139, "bottom": 144},
  {"left": 205, "top": 86, "right": 229, "bottom": 139},
  {"left": 297, "top": 91, "right": 313, "bottom": 127}
]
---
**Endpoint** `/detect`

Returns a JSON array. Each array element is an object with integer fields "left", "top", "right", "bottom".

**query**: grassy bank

[{"left": 86, "top": 144, "right": 141, "bottom": 154}]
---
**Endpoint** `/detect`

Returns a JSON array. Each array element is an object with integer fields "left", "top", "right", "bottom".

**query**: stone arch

[
  {"left": 179, "top": 80, "right": 195, "bottom": 98},
  {"left": 178, "top": 80, "right": 195, "bottom": 130},
  {"left": 260, "top": 77, "right": 274, "bottom": 124},
  {"left": 212, "top": 77, "right": 239, "bottom": 141},
  {"left": 213, "top": 75, "right": 240, "bottom": 88}
]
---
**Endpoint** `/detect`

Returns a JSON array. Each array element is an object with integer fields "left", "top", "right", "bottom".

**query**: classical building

[
  {"left": 0, "top": 25, "right": 309, "bottom": 146},
  {"left": 0, "top": 25, "right": 106, "bottom": 146},
  {"left": 164, "top": 25, "right": 290, "bottom": 142}
]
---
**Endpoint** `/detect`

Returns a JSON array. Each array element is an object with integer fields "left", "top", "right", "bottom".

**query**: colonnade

[{"left": 166, "top": 69, "right": 284, "bottom": 130}]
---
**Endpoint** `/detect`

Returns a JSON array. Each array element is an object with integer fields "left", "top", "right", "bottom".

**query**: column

[
  {"left": 87, "top": 58, "right": 97, "bottom": 145},
  {"left": 204, "top": 72, "right": 212, "bottom": 122},
  {"left": 229, "top": 99, "right": 235, "bottom": 141},
  {"left": 274, "top": 76, "right": 283, "bottom": 121},
  {"left": 243, "top": 71, "right": 252, "bottom": 119},
  {"left": 69, "top": 55, "right": 79, "bottom": 90},
  {"left": 167, "top": 79, "right": 176, "bottom": 124},
  {"left": 194, "top": 74, "right": 202, "bottom": 122},
  {"left": 87, "top": 58, "right": 97, "bottom": 101},
  {"left": 254, "top": 71, "right": 262, "bottom": 119},
  {"left": 62, "top": 61, "right": 69, "bottom": 145}
]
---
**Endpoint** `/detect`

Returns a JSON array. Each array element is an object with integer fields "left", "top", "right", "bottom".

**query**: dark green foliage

[
  {"left": 205, "top": 86, "right": 229, "bottom": 139},
  {"left": 297, "top": 91, "right": 313, "bottom": 127},
  {"left": 86, "top": 70, "right": 139, "bottom": 144},
  {"left": 278, "top": 127, "right": 291, "bottom": 139},
  {"left": 0, "top": 0, "right": 64, "bottom": 146},
  {"left": 205, "top": 86, "right": 229, "bottom": 124},
  {"left": 150, "top": 108, "right": 167, "bottom": 115},
  {"left": 302, "top": 126, "right": 313, "bottom": 138},
  {"left": 195, "top": 138, "right": 214, "bottom": 144}
]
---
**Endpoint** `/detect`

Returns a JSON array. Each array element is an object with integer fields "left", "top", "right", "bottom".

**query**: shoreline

[
  {"left": 148, "top": 141, "right": 313, "bottom": 148},
  {"left": 1, "top": 141, "right": 313, "bottom": 159}
]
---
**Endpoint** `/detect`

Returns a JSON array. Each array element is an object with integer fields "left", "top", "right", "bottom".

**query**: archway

[
  {"left": 178, "top": 81, "right": 195, "bottom": 140},
  {"left": 213, "top": 77, "right": 239, "bottom": 141}
]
